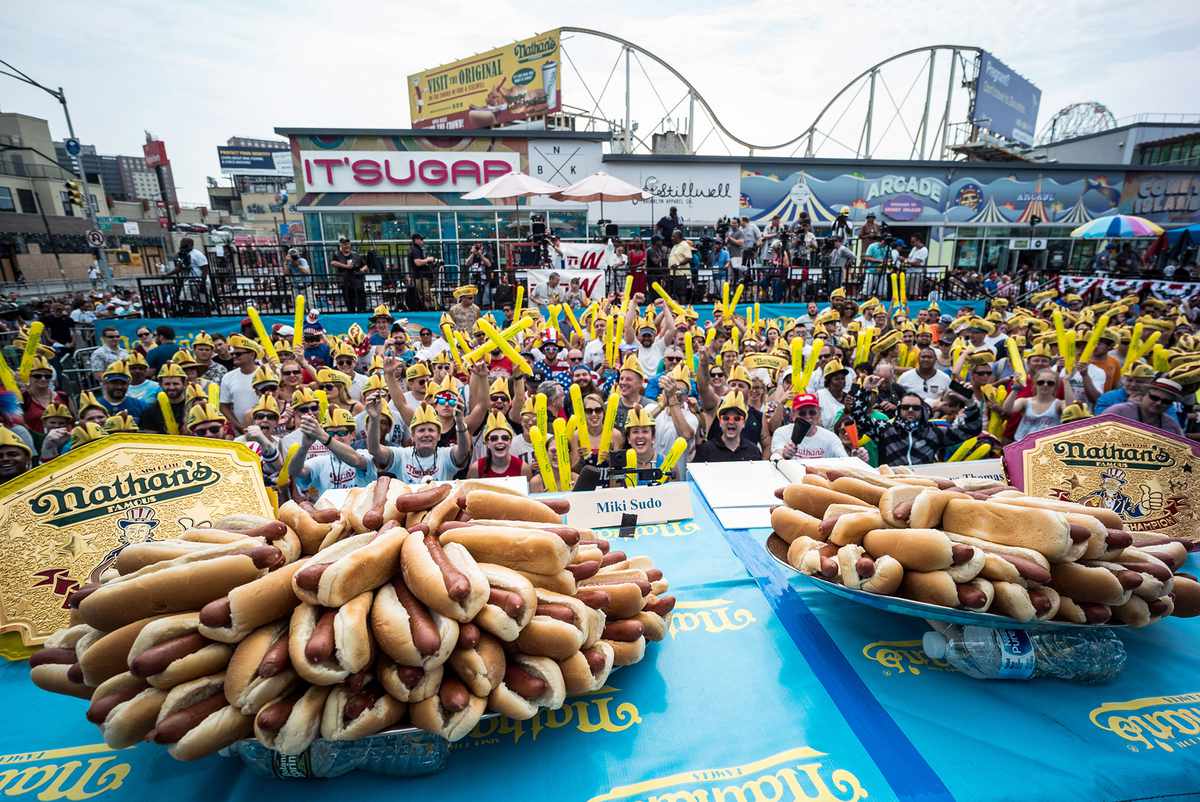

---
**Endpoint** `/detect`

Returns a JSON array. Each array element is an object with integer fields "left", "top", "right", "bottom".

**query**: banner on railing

[
  {"left": 557, "top": 242, "right": 613, "bottom": 270},
  {"left": 1057, "top": 276, "right": 1200, "bottom": 301},
  {"left": 525, "top": 269, "right": 607, "bottom": 304}
]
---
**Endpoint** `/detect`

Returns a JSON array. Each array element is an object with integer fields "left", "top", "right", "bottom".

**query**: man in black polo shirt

[
  {"left": 408, "top": 233, "right": 438, "bottom": 310},
  {"left": 331, "top": 236, "right": 366, "bottom": 312},
  {"left": 694, "top": 390, "right": 762, "bottom": 463}
]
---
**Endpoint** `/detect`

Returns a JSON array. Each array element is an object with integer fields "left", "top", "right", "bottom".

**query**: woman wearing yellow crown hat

[
  {"left": 467, "top": 411, "right": 530, "bottom": 480},
  {"left": 286, "top": 406, "right": 376, "bottom": 498},
  {"left": 21, "top": 356, "right": 68, "bottom": 435},
  {"left": 605, "top": 405, "right": 664, "bottom": 487},
  {"left": 365, "top": 394, "right": 469, "bottom": 483},
  {"left": 186, "top": 403, "right": 229, "bottom": 440},
  {"left": 316, "top": 367, "right": 363, "bottom": 416}
]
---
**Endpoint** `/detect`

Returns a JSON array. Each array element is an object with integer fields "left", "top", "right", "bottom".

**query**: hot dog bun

[
  {"left": 448, "top": 631, "right": 506, "bottom": 697},
  {"left": 558, "top": 643, "right": 614, "bottom": 694},
  {"left": 377, "top": 661, "right": 443, "bottom": 703},
  {"left": 77, "top": 617, "right": 159, "bottom": 687},
  {"left": 289, "top": 593, "right": 373, "bottom": 686},
  {"left": 1171, "top": 574, "right": 1200, "bottom": 618},
  {"left": 198, "top": 559, "right": 307, "bottom": 643},
  {"left": 370, "top": 578, "right": 459, "bottom": 669},
  {"left": 514, "top": 589, "right": 589, "bottom": 660},
  {"left": 465, "top": 488, "right": 562, "bottom": 524},
  {"left": 438, "top": 525, "right": 572, "bottom": 575},
  {"left": 291, "top": 528, "right": 406, "bottom": 608},
  {"left": 942, "top": 498, "right": 1077, "bottom": 562},
  {"left": 127, "top": 612, "right": 232, "bottom": 689},
  {"left": 770, "top": 506, "right": 823, "bottom": 544},
  {"left": 830, "top": 476, "right": 887, "bottom": 505},
  {"left": 1050, "top": 562, "right": 1135, "bottom": 606},
  {"left": 276, "top": 500, "right": 338, "bottom": 555},
  {"left": 152, "top": 673, "right": 252, "bottom": 761},
  {"left": 319, "top": 682, "right": 406, "bottom": 741},
  {"left": 474, "top": 563, "right": 536, "bottom": 642},
  {"left": 254, "top": 685, "right": 330, "bottom": 755},
  {"left": 29, "top": 624, "right": 92, "bottom": 699},
  {"left": 410, "top": 677, "right": 486, "bottom": 742},
  {"left": 487, "top": 654, "right": 566, "bottom": 720},
  {"left": 400, "top": 532, "right": 488, "bottom": 622},
  {"left": 825, "top": 509, "right": 884, "bottom": 546},
  {"left": 987, "top": 492, "right": 1125, "bottom": 529},
  {"left": 224, "top": 622, "right": 298, "bottom": 714},
  {"left": 88, "top": 672, "right": 166, "bottom": 748},
  {"left": 781, "top": 483, "right": 871, "bottom": 518}
]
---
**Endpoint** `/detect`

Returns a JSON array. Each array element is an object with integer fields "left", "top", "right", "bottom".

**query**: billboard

[
  {"left": 586, "top": 162, "right": 741, "bottom": 224},
  {"left": 298, "top": 150, "right": 518, "bottom": 194},
  {"left": 217, "top": 146, "right": 293, "bottom": 177},
  {"left": 972, "top": 52, "right": 1041, "bottom": 145},
  {"left": 142, "top": 140, "right": 169, "bottom": 168},
  {"left": 408, "top": 29, "right": 562, "bottom": 130},
  {"left": 1118, "top": 172, "right": 1200, "bottom": 224}
]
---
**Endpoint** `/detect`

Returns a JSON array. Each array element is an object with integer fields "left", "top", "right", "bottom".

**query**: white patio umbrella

[
  {"left": 460, "top": 171, "right": 560, "bottom": 200},
  {"left": 550, "top": 171, "right": 650, "bottom": 232}
]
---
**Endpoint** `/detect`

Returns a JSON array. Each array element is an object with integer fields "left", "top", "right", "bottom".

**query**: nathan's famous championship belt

[
  {"left": 1003, "top": 414, "right": 1200, "bottom": 545},
  {"left": 0, "top": 435, "right": 274, "bottom": 647}
]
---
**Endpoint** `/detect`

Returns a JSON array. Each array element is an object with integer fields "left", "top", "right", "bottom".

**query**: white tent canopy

[
  {"left": 460, "top": 171, "right": 560, "bottom": 201},
  {"left": 550, "top": 171, "right": 649, "bottom": 203}
]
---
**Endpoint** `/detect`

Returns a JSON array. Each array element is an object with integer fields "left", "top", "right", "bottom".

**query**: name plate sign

[{"left": 563, "top": 483, "right": 693, "bottom": 530}]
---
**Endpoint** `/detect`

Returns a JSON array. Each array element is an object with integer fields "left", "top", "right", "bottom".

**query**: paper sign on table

[
  {"left": 562, "top": 483, "right": 692, "bottom": 529},
  {"left": 687, "top": 462, "right": 786, "bottom": 508}
]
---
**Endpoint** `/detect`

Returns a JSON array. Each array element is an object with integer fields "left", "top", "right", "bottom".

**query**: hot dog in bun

[
  {"left": 150, "top": 673, "right": 252, "bottom": 761},
  {"left": 370, "top": 577, "right": 459, "bottom": 669},
  {"left": 291, "top": 528, "right": 406, "bottom": 607},
  {"left": 289, "top": 592, "right": 374, "bottom": 685},
  {"left": 86, "top": 671, "right": 167, "bottom": 748},
  {"left": 320, "top": 680, "right": 405, "bottom": 741},
  {"left": 410, "top": 676, "right": 486, "bottom": 742},
  {"left": 400, "top": 530, "right": 488, "bottom": 622},
  {"left": 254, "top": 685, "right": 331, "bottom": 755},
  {"left": 487, "top": 654, "right": 566, "bottom": 720},
  {"left": 557, "top": 643, "right": 614, "bottom": 694},
  {"left": 128, "top": 612, "right": 232, "bottom": 689},
  {"left": 224, "top": 622, "right": 298, "bottom": 715}
]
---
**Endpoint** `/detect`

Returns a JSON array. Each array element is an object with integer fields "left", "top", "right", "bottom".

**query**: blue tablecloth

[{"left": 2, "top": 481, "right": 1197, "bottom": 802}]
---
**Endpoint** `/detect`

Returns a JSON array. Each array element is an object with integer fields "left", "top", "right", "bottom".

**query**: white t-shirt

[
  {"left": 907, "top": 246, "right": 929, "bottom": 266},
  {"left": 770, "top": 424, "right": 848, "bottom": 460},
  {"left": 348, "top": 372, "right": 369, "bottom": 401},
  {"left": 654, "top": 405, "right": 699, "bottom": 477},
  {"left": 637, "top": 339, "right": 667, "bottom": 377},
  {"left": 896, "top": 368, "right": 950, "bottom": 404},
  {"left": 384, "top": 446, "right": 464, "bottom": 484},
  {"left": 296, "top": 450, "right": 376, "bottom": 496},
  {"left": 818, "top": 388, "right": 845, "bottom": 429},
  {"left": 220, "top": 368, "right": 260, "bottom": 422},
  {"left": 1064, "top": 363, "right": 1106, "bottom": 399},
  {"left": 583, "top": 338, "right": 606, "bottom": 369}
]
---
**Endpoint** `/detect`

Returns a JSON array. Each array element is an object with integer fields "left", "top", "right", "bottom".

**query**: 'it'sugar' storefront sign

[{"left": 0, "top": 434, "right": 274, "bottom": 646}]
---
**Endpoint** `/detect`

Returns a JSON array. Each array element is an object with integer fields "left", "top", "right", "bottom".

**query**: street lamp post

[{"left": 0, "top": 59, "right": 112, "bottom": 288}]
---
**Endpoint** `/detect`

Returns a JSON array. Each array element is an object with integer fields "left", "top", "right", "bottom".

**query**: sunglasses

[
  {"left": 1035, "top": 380, "right": 1055, "bottom": 387},
  {"left": 434, "top": 395, "right": 458, "bottom": 407},
  {"left": 320, "top": 383, "right": 340, "bottom": 391},
  {"left": 568, "top": 356, "right": 583, "bottom": 362},
  {"left": 296, "top": 404, "right": 319, "bottom": 414},
  {"left": 899, "top": 404, "right": 923, "bottom": 411},
  {"left": 973, "top": 369, "right": 993, "bottom": 375},
  {"left": 194, "top": 424, "right": 224, "bottom": 436},
  {"left": 709, "top": 371, "right": 725, "bottom": 379},
  {"left": 584, "top": 406, "right": 603, "bottom": 415},
  {"left": 258, "top": 384, "right": 279, "bottom": 393},
  {"left": 137, "top": 331, "right": 151, "bottom": 337},
  {"left": 253, "top": 412, "right": 279, "bottom": 421},
  {"left": 719, "top": 413, "right": 745, "bottom": 422},
  {"left": 282, "top": 370, "right": 302, "bottom": 376},
  {"left": 327, "top": 428, "right": 351, "bottom": 437},
  {"left": 30, "top": 373, "right": 52, "bottom": 380},
  {"left": 487, "top": 434, "right": 511, "bottom": 443},
  {"left": 411, "top": 378, "right": 428, "bottom": 386},
  {"left": 103, "top": 334, "right": 119, "bottom": 339},
  {"left": 490, "top": 395, "right": 509, "bottom": 403},
  {"left": 1147, "top": 394, "right": 1174, "bottom": 405}
]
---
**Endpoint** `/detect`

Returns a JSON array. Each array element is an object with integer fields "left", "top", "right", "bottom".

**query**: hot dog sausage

[
  {"left": 299, "top": 500, "right": 340, "bottom": 524},
  {"left": 645, "top": 595, "right": 676, "bottom": 616},
  {"left": 394, "top": 666, "right": 425, "bottom": 688},
  {"left": 600, "top": 551, "right": 627, "bottom": 568},
  {"left": 362, "top": 476, "right": 392, "bottom": 531},
  {"left": 1119, "top": 560, "right": 1172, "bottom": 582},
  {"left": 294, "top": 562, "right": 330, "bottom": 591},
  {"left": 602, "top": 620, "right": 644, "bottom": 641},
  {"left": 566, "top": 561, "right": 600, "bottom": 580},
  {"left": 343, "top": 686, "right": 381, "bottom": 722},
  {"left": 256, "top": 696, "right": 297, "bottom": 733},
  {"left": 130, "top": 633, "right": 209, "bottom": 677},
  {"left": 645, "top": 568, "right": 663, "bottom": 582},
  {"left": 819, "top": 519, "right": 837, "bottom": 538},
  {"left": 457, "top": 623, "right": 481, "bottom": 650},
  {"left": 582, "top": 577, "right": 652, "bottom": 595},
  {"left": 536, "top": 603, "right": 576, "bottom": 623},
  {"left": 392, "top": 580, "right": 442, "bottom": 656},
  {"left": 67, "top": 583, "right": 99, "bottom": 608},
  {"left": 86, "top": 687, "right": 142, "bottom": 724},
  {"left": 855, "top": 557, "right": 876, "bottom": 579},
  {"left": 1115, "top": 570, "right": 1143, "bottom": 590},
  {"left": 997, "top": 554, "right": 1052, "bottom": 585},
  {"left": 575, "top": 589, "right": 610, "bottom": 609},
  {"left": 397, "top": 483, "right": 452, "bottom": 513},
  {"left": 1149, "top": 598, "right": 1171, "bottom": 617},
  {"left": 257, "top": 637, "right": 291, "bottom": 678},
  {"left": 245, "top": 521, "right": 288, "bottom": 541},
  {"left": 1079, "top": 602, "right": 1111, "bottom": 624},
  {"left": 818, "top": 556, "right": 838, "bottom": 578},
  {"left": 1028, "top": 588, "right": 1052, "bottom": 616},
  {"left": 487, "top": 588, "right": 526, "bottom": 618},
  {"left": 583, "top": 647, "right": 607, "bottom": 675},
  {"left": 423, "top": 534, "right": 470, "bottom": 601},
  {"left": 305, "top": 610, "right": 337, "bottom": 664},
  {"left": 29, "top": 647, "right": 77, "bottom": 667},
  {"left": 951, "top": 545, "right": 974, "bottom": 565},
  {"left": 199, "top": 597, "right": 233, "bottom": 628},
  {"left": 543, "top": 499, "right": 571, "bottom": 514},
  {"left": 956, "top": 585, "right": 987, "bottom": 608},
  {"left": 1068, "top": 524, "right": 1091, "bottom": 544},
  {"left": 439, "top": 678, "right": 470, "bottom": 713},
  {"left": 580, "top": 538, "right": 610, "bottom": 554},
  {"left": 151, "top": 694, "right": 226, "bottom": 744},
  {"left": 1105, "top": 529, "right": 1133, "bottom": 549},
  {"left": 249, "top": 545, "right": 285, "bottom": 570},
  {"left": 891, "top": 501, "right": 914, "bottom": 522},
  {"left": 504, "top": 665, "right": 547, "bottom": 700}
]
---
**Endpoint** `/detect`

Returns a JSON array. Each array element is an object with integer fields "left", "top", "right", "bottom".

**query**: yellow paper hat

[
  {"left": 1061, "top": 403, "right": 1091, "bottom": 423},
  {"left": 1024, "top": 343, "right": 1055, "bottom": 360},
  {"left": 431, "top": 350, "right": 452, "bottom": 366},
  {"left": 871, "top": 330, "right": 902, "bottom": 354},
  {"left": 917, "top": 324, "right": 934, "bottom": 337},
  {"left": 719, "top": 339, "right": 738, "bottom": 355},
  {"left": 252, "top": 365, "right": 280, "bottom": 386},
  {"left": 69, "top": 422, "right": 108, "bottom": 446},
  {"left": 489, "top": 377, "right": 511, "bottom": 399},
  {"left": 364, "top": 373, "right": 388, "bottom": 395},
  {"left": 292, "top": 387, "right": 320, "bottom": 407},
  {"left": 406, "top": 363, "right": 431, "bottom": 381},
  {"left": 822, "top": 358, "right": 849, "bottom": 377},
  {"left": 484, "top": 410, "right": 513, "bottom": 436},
  {"left": 332, "top": 341, "right": 358, "bottom": 360},
  {"left": 520, "top": 396, "right": 536, "bottom": 416},
  {"left": 0, "top": 426, "right": 32, "bottom": 457},
  {"left": 453, "top": 285, "right": 478, "bottom": 299},
  {"left": 717, "top": 390, "right": 748, "bottom": 416},
  {"left": 13, "top": 338, "right": 55, "bottom": 359},
  {"left": 317, "top": 367, "right": 350, "bottom": 388},
  {"left": 26, "top": 356, "right": 52, "bottom": 374},
  {"left": 667, "top": 363, "right": 693, "bottom": 384},
  {"left": 1030, "top": 289, "right": 1058, "bottom": 305},
  {"left": 727, "top": 365, "right": 751, "bottom": 387},
  {"left": 816, "top": 308, "right": 841, "bottom": 325},
  {"left": 42, "top": 402, "right": 73, "bottom": 421},
  {"left": 102, "top": 360, "right": 131, "bottom": 380},
  {"left": 171, "top": 349, "right": 200, "bottom": 368},
  {"left": 410, "top": 403, "right": 440, "bottom": 429},
  {"left": 624, "top": 405, "right": 655, "bottom": 429},
  {"left": 186, "top": 384, "right": 208, "bottom": 404},
  {"left": 274, "top": 339, "right": 295, "bottom": 357},
  {"left": 967, "top": 348, "right": 997, "bottom": 367},
  {"left": 125, "top": 351, "right": 148, "bottom": 367},
  {"left": 103, "top": 411, "right": 140, "bottom": 433},
  {"left": 186, "top": 403, "right": 226, "bottom": 431},
  {"left": 227, "top": 334, "right": 261, "bottom": 355},
  {"left": 830, "top": 287, "right": 847, "bottom": 300},
  {"left": 323, "top": 406, "right": 356, "bottom": 429},
  {"left": 619, "top": 354, "right": 646, "bottom": 379},
  {"left": 251, "top": 394, "right": 281, "bottom": 417},
  {"left": 192, "top": 331, "right": 214, "bottom": 347},
  {"left": 368, "top": 353, "right": 384, "bottom": 373},
  {"left": 157, "top": 362, "right": 187, "bottom": 380},
  {"left": 371, "top": 304, "right": 392, "bottom": 319}
]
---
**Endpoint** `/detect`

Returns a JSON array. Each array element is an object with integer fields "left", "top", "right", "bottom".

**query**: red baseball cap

[{"left": 792, "top": 393, "right": 819, "bottom": 409}]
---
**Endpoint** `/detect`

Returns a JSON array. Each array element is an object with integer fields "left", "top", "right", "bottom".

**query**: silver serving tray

[{"left": 764, "top": 534, "right": 1126, "bottom": 632}]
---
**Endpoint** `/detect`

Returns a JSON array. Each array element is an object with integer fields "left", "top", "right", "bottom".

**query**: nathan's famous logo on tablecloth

[
  {"left": 458, "top": 685, "right": 639, "bottom": 749},
  {"left": 0, "top": 742, "right": 129, "bottom": 799},
  {"left": 0, "top": 434, "right": 273, "bottom": 647},
  {"left": 861, "top": 639, "right": 952, "bottom": 677},
  {"left": 1089, "top": 692, "right": 1200, "bottom": 753},
  {"left": 587, "top": 745, "right": 869, "bottom": 802},
  {"left": 1002, "top": 415, "right": 1199, "bottom": 542},
  {"left": 668, "top": 598, "right": 756, "bottom": 639}
]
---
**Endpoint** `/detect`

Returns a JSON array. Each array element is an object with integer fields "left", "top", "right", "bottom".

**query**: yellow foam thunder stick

[
  {"left": 1078, "top": 312, "right": 1111, "bottom": 367},
  {"left": 535, "top": 393, "right": 548, "bottom": 438},
  {"left": 208, "top": 382, "right": 221, "bottom": 409},
  {"left": 474, "top": 318, "right": 533, "bottom": 375},
  {"left": 18, "top": 321, "right": 44, "bottom": 382},
  {"left": 625, "top": 448, "right": 638, "bottom": 488},
  {"left": 596, "top": 391, "right": 620, "bottom": 462},
  {"left": 529, "top": 425, "right": 557, "bottom": 492},
  {"left": 562, "top": 303, "right": 584, "bottom": 340},
  {"left": 513, "top": 284, "right": 524, "bottom": 321},
  {"left": 156, "top": 392, "right": 179, "bottom": 435},
  {"left": 729, "top": 282, "right": 745, "bottom": 319},
  {"left": 800, "top": 338, "right": 824, "bottom": 391},
  {"left": 618, "top": 274, "right": 634, "bottom": 324},
  {"left": 570, "top": 384, "right": 591, "bottom": 452},
  {"left": 947, "top": 437, "right": 979, "bottom": 462},
  {"left": 553, "top": 417, "right": 572, "bottom": 490},
  {"left": 656, "top": 437, "right": 688, "bottom": 484},
  {"left": 246, "top": 307, "right": 279, "bottom": 364},
  {"left": 292, "top": 296, "right": 305, "bottom": 351},
  {"left": 463, "top": 317, "right": 533, "bottom": 364},
  {"left": 651, "top": 281, "right": 686, "bottom": 317},
  {"left": 1006, "top": 337, "right": 1027, "bottom": 386},
  {"left": 684, "top": 330, "right": 694, "bottom": 368},
  {"left": 966, "top": 442, "right": 992, "bottom": 461},
  {"left": 314, "top": 389, "right": 328, "bottom": 425},
  {"left": 440, "top": 323, "right": 464, "bottom": 371},
  {"left": 899, "top": 272, "right": 907, "bottom": 306},
  {"left": 276, "top": 443, "right": 300, "bottom": 487},
  {"left": 790, "top": 338, "right": 805, "bottom": 393}
]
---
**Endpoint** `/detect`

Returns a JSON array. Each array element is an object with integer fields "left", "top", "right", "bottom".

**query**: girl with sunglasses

[
  {"left": 571, "top": 392, "right": 623, "bottom": 460},
  {"left": 1005, "top": 368, "right": 1073, "bottom": 441},
  {"left": 316, "top": 368, "right": 363, "bottom": 415},
  {"left": 467, "top": 412, "right": 531, "bottom": 480},
  {"left": 21, "top": 357, "right": 68, "bottom": 435}
]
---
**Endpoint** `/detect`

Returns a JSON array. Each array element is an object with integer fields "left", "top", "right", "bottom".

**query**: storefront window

[
  {"left": 409, "top": 212, "right": 440, "bottom": 240},
  {"left": 355, "top": 213, "right": 405, "bottom": 241},
  {"left": 1069, "top": 240, "right": 1098, "bottom": 271},
  {"left": 498, "top": 211, "right": 531, "bottom": 241},
  {"left": 457, "top": 212, "right": 497, "bottom": 241},
  {"left": 954, "top": 240, "right": 980, "bottom": 269},
  {"left": 1045, "top": 239, "right": 1071, "bottom": 272},
  {"left": 321, "top": 213, "right": 355, "bottom": 242},
  {"left": 546, "top": 210, "right": 587, "bottom": 239},
  {"left": 981, "top": 239, "right": 1009, "bottom": 273},
  {"left": 303, "top": 213, "right": 322, "bottom": 242}
]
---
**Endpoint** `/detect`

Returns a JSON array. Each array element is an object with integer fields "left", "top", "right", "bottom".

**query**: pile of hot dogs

[
  {"left": 30, "top": 479, "right": 674, "bottom": 761},
  {"left": 772, "top": 467, "right": 1200, "bottom": 626}
]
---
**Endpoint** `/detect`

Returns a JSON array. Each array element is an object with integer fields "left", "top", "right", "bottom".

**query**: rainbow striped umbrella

[{"left": 1070, "top": 214, "right": 1164, "bottom": 239}]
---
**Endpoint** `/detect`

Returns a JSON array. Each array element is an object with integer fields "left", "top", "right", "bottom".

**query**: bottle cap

[{"left": 922, "top": 631, "right": 947, "bottom": 660}]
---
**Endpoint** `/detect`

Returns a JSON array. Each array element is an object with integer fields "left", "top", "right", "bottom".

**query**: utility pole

[{"left": 0, "top": 60, "right": 112, "bottom": 288}]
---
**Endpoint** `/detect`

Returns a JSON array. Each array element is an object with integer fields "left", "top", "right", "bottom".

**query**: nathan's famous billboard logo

[
  {"left": 513, "top": 35, "right": 557, "bottom": 64},
  {"left": 28, "top": 462, "right": 220, "bottom": 528},
  {"left": 587, "top": 746, "right": 869, "bottom": 802},
  {"left": 1090, "top": 693, "right": 1200, "bottom": 753},
  {"left": 1051, "top": 441, "right": 1175, "bottom": 470}
]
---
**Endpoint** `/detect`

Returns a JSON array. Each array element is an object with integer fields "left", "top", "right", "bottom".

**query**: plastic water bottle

[{"left": 922, "top": 624, "right": 1126, "bottom": 683}]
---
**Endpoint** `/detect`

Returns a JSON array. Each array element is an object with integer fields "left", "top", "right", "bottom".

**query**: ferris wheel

[{"left": 1036, "top": 102, "right": 1117, "bottom": 145}]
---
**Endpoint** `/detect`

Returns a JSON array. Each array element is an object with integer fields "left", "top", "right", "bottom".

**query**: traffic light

[{"left": 65, "top": 180, "right": 83, "bottom": 207}]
